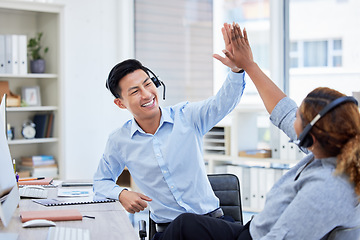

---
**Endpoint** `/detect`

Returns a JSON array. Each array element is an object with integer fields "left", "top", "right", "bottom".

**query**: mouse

[{"left": 22, "top": 219, "right": 56, "bottom": 228}]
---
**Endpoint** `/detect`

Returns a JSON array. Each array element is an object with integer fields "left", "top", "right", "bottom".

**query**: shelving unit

[
  {"left": 0, "top": 1, "right": 64, "bottom": 178},
  {"left": 203, "top": 104, "right": 304, "bottom": 212}
]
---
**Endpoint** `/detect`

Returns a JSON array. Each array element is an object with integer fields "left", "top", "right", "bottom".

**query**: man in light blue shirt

[{"left": 93, "top": 56, "right": 245, "bottom": 225}]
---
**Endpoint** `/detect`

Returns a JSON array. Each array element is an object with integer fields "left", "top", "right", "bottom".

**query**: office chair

[
  {"left": 320, "top": 225, "right": 360, "bottom": 240},
  {"left": 139, "top": 173, "right": 243, "bottom": 239}
]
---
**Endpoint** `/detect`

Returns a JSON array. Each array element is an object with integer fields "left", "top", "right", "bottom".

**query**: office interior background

[
  {"left": 2, "top": 0, "right": 360, "bottom": 196},
  {"left": 52, "top": 0, "right": 359, "bottom": 181}
]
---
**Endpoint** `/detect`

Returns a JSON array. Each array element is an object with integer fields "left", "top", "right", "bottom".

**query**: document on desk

[
  {"left": 33, "top": 196, "right": 115, "bottom": 206},
  {"left": 57, "top": 188, "right": 92, "bottom": 197}
]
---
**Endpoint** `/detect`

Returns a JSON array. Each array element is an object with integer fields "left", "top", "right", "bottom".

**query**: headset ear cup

[
  {"left": 151, "top": 77, "right": 161, "bottom": 88},
  {"left": 301, "top": 135, "right": 314, "bottom": 148}
]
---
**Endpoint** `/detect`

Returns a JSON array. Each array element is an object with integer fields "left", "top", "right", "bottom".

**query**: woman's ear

[{"left": 114, "top": 98, "right": 126, "bottom": 109}]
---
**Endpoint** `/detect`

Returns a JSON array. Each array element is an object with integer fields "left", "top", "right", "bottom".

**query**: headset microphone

[
  {"left": 144, "top": 67, "right": 166, "bottom": 100},
  {"left": 292, "top": 96, "right": 358, "bottom": 148}
]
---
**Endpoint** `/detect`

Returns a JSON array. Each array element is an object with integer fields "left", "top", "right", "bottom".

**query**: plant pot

[{"left": 30, "top": 59, "right": 46, "bottom": 73}]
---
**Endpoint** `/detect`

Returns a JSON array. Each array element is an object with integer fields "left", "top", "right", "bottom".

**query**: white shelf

[
  {"left": 0, "top": 73, "right": 57, "bottom": 79},
  {"left": 8, "top": 138, "right": 58, "bottom": 145},
  {"left": 7, "top": 106, "right": 58, "bottom": 112},
  {"left": 204, "top": 154, "right": 298, "bottom": 165}
]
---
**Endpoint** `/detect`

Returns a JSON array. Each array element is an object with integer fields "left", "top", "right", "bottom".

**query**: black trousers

[{"left": 157, "top": 213, "right": 252, "bottom": 240}]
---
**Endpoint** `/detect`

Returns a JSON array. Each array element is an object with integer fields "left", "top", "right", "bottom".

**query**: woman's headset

[{"left": 294, "top": 96, "right": 358, "bottom": 148}]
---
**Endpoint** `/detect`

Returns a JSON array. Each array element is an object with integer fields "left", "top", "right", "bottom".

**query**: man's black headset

[
  {"left": 293, "top": 96, "right": 358, "bottom": 148},
  {"left": 106, "top": 66, "right": 166, "bottom": 100}
]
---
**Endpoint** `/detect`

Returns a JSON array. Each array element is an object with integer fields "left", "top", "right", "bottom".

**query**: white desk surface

[{"left": 0, "top": 186, "right": 138, "bottom": 240}]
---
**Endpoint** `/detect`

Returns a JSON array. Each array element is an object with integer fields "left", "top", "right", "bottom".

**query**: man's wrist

[{"left": 231, "top": 67, "right": 244, "bottom": 73}]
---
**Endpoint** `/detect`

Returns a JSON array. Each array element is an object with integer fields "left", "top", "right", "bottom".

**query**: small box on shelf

[
  {"left": 0, "top": 81, "right": 20, "bottom": 107},
  {"left": 238, "top": 149, "right": 271, "bottom": 158}
]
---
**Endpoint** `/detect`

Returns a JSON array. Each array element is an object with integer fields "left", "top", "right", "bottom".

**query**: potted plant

[{"left": 27, "top": 32, "right": 49, "bottom": 73}]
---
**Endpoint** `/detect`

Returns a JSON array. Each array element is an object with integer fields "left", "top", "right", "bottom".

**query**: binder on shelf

[
  {"left": 4, "top": 35, "right": 12, "bottom": 74},
  {"left": 0, "top": 35, "right": 5, "bottom": 74},
  {"left": 250, "top": 167, "right": 259, "bottom": 210},
  {"left": 279, "top": 130, "right": 289, "bottom": 161},
  {"left": 265, "top": 168, "right": 276, "bottom": 193},
  {"left": 270, "top": 124, "right": 280, "bottom": 159},
  {"left": 241, "top": 166, "right": 251, "bottom": 208},
  {"left": 258, "top": 167, "right": 267, "bottom": 210},
  {"left": 18, "top": 35, "right": 27, "bottom": 74},
  {"left": 5, "top": 35, "right": 19, "bottom": 75}
]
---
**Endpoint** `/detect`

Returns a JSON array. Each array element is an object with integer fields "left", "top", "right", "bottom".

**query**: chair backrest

[
  {"left": 320, "top": 225, "right": 360, "bottom": 240},
  {"left": 207, "top": 173, "right": 243, "bottom": 225},
  {"left": 147, "top": 173, "right": 243, "bottom": 239}
]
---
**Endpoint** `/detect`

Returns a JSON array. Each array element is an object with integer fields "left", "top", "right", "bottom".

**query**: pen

[
  {"left": 12, "top": 159, "right": 16, "bottom": 174},
  {"left": 18, "top": 177, "right": 45, "bottom": 182}
]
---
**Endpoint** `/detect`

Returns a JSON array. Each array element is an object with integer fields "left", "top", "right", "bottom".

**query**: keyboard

[
  {"left": 19, "top": 187, "right": 48, "bottom": 199},
  {"left": 47, "top": 227, "right": 90, "bottom": 240}
]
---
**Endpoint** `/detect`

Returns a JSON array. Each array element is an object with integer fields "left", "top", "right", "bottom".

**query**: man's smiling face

[{"left": 114, "top": 69, "right": 160, "bottom": 122}]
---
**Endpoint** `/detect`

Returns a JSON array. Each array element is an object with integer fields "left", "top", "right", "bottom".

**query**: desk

[{"left": 0, "top": 186, "right": 138, "bottom": 240}]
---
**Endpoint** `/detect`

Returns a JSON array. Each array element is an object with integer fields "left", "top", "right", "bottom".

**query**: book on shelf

[
  {"left": 20, "top": 155, "right": 55, "bottom": 166},
  {"left": 33, "top": 113, "right": 55, "bottom": 138},
  {"left": 18, "top": 164, "right": 58, "bottom": 178}
]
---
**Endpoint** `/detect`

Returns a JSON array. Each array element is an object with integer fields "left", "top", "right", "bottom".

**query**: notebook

[
  {"left": 20, "top": 209, "right": 82, "bottom": 222},
  {"left": 32, "top": 197, "right": 115, "bottom": 207}
]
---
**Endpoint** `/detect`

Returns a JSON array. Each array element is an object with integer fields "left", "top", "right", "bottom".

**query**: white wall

[{"left": 53, "top": 0, "right": 133, "bottom": 179}]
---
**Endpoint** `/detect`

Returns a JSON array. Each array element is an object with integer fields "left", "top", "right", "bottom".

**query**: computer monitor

[{"left": 0, "top": 94, "right": 20, "bottom": 228}]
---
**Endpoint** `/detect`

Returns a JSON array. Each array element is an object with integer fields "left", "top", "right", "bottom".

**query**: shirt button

[
  {"left": 170, "top": 186, "right": 174, "bottom": 189},
  {"left": 163, "top": 170, "right": 167, "bottom": 173},
  {"left": 156, "top": 154, "right": 161, "bottom": 157}
]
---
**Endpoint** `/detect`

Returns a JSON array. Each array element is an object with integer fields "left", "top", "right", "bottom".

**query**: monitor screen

[{"left": 0, "top": 94, "right": 20, "bottom": 228}]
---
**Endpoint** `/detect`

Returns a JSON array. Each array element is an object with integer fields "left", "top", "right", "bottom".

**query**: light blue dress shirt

[
  {"left": 250, "top": 97, "right": 360, "bottom": 239},
  {"left": 93, "top": 71, "right": 246, "bottom": 223}
]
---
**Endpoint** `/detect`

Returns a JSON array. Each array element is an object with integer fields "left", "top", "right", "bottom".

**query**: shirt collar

[{"left": 129, "top": 106, "right": 174, "bottom": 137}]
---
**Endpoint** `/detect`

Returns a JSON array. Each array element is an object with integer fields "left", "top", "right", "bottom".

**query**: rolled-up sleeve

[{"left": 269, "top": 97, "right": 298, "bottom": 141}]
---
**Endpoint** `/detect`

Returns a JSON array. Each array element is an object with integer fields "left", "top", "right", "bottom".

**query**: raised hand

[
  {"left": 223, "top": 23, "right": 254, "bottom": 71},
  {"left": 213, "top": 23, "right": 241, "bottom": 72}
]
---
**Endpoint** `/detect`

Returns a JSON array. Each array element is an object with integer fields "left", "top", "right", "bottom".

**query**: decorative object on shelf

[
  {"left": 27, "top": 32, "right": 48, "bottom": 73},
  {"left": 0, "top": 81, "right": 21, "bottom": 107},
  {"left": 21, "top": 120, "right": 36, "bottom": 139},
  {"left": 21, "top": 86, "right": 41, "bottom": 106}
]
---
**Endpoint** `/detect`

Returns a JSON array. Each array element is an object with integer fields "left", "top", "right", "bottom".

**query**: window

[
  {"left": 213, "top": 0, "right": 271, "bottom": 105},
  {"left": 135, "top": 0, "right": 213, "bottom": 106},
  {"left": 289, "top": 39, "right": 342, "bottom": 68},
  {"left": 289, "top": 0, "right": 360, "bottom": 105}
]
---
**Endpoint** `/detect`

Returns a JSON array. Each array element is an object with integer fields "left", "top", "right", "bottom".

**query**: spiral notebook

[{"left": 32, "top": 196, "right": 115, "bottom": 207}]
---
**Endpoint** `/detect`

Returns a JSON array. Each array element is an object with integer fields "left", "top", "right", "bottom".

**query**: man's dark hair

[{"left": 106, "top": 59, "right": 150, "bottom": 98}]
